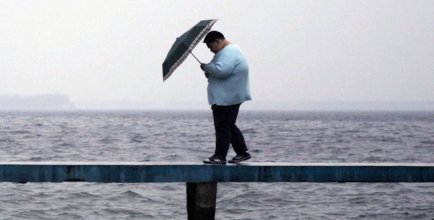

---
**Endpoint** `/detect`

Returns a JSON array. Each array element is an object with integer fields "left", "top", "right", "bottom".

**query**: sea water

[{"left": 0, "top": 111, "right": 433, "bottom": 219}]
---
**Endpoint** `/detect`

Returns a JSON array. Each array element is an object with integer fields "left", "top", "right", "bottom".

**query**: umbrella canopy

[{"left": 162, "top": 19, "right": 217, "bottom": 81}]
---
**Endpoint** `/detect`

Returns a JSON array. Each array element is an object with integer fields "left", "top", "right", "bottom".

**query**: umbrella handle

[{"left": 190, "top": 51, "right": 202, "bottom": 64}]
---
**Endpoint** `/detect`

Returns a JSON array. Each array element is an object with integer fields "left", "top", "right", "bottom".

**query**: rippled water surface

[{"left": 0, "top": 111, "right": 433, "bottom": 219}]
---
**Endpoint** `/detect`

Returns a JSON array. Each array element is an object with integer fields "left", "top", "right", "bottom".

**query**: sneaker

[
  {"left": 203, "top": 155, "right": 227, "bottom": 165},
  {"left": 228, "top": 153, "right": 251, "bottom": 163}
]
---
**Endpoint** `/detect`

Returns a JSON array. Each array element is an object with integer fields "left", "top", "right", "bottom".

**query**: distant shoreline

[
  {"left": 0, "top": 94, "right": 75, "bottom": 111},
  {"left": 0, "top": 109, "right": 434, "bottom": 114},
  {"left": 1, "top": 95, "right": 433, "bottom": 111}
]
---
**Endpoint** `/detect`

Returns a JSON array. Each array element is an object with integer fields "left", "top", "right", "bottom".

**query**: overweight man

[{"left": 200, "top": 31, "right": 252, "bottom": 164}]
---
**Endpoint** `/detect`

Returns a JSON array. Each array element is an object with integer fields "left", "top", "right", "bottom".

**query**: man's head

[{"left": 204, "top": 31, "right": 228, "bottom": 54}]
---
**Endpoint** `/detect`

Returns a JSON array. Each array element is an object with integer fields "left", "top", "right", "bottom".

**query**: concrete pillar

[{"left": 186, "top": 182, "right": 217, "bottom": 220}]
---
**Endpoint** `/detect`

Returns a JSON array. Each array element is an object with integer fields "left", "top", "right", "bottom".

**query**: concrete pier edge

[
  {"left": 1, "top": 162, "right": 433, "bottom": 220},
  {"left": 0, "top": 162, "right": 432, "bottom": 183}
]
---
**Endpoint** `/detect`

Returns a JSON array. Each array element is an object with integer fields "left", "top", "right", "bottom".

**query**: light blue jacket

[{"left": 204, "top": 44, "right": 252, "bottom": 106}]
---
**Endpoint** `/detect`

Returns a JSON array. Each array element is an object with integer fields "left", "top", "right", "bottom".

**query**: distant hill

[{"left": 0, "top": 95, "right": 75, "bottom": 111}]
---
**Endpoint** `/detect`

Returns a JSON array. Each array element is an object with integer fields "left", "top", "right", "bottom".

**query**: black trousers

[{"left": 211, "top": 103, "right": 248, "bottom": 158}]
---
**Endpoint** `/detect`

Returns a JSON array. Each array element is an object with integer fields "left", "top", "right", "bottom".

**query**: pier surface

[{"left": 0, "top": 162, "right": 433, "bottom": 183}]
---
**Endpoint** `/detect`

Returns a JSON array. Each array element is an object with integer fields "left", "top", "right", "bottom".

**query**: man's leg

[
  {"left": 211, "top": 104, "right": 232, "bottom": 159},
  {"left": 230, "top": 125, "right": 249, "bottom": 155},
  {"left": 228, "top": 104, "right": 249, "bottom": 155}
]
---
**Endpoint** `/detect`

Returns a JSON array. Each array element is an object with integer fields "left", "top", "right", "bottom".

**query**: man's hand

[{"left": 200, "top": 63, "right": 207, "bottom": 71}]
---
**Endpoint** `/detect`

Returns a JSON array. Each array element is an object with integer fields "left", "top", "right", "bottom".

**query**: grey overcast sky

[{"left": 1, "top": 0, "right": 433, "bottom": 110}]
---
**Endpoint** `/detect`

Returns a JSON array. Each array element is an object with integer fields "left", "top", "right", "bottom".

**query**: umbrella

[{"left": 162, "top": 19, "right": 217, "bottom": 81}]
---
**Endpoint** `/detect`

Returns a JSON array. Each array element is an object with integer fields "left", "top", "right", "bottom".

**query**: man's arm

[
  {"left": 200, "top": 64, "right": 210, "bottom": 78},
  {"left": 203, "top": 52, "right": 237, "bottom": 79}
]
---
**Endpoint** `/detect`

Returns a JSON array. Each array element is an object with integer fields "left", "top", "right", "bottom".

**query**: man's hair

[{"left": 203, "top": 31, "right": 225, "bottom": 44}]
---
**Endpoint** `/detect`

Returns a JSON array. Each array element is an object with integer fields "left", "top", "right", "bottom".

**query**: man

[{"left": 200, "top": 31, "right": 252, "bottom": 164}]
